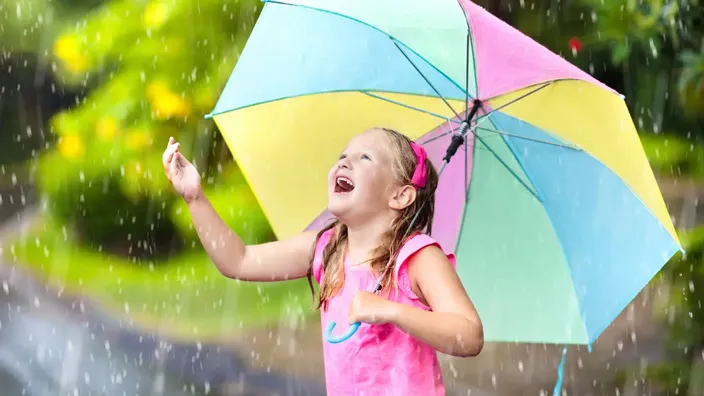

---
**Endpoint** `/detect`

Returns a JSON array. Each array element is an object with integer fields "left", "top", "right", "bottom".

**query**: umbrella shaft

[
  {"left": 465, "top": 99, "right": 483, "bottom": 125},
  {"left": 442, "top": 100, "right": 482, "bottom": 163}
]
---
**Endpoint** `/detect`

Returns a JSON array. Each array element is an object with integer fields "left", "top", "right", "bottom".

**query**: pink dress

[{"left": 312, "top": 229, "right": 457, "bottom": 395}]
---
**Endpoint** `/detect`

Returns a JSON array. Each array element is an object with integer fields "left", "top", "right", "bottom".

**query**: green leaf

[{"left": 611, "top": 41, "right": 631, "bottom": 65}]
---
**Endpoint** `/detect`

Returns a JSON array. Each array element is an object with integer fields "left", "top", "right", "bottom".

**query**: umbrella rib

[
  {"left": 463, "top": 31, "right": 472, "bottom": 200},
  {"left": 412, "top": 81, "right": 554, "bottom": 200},
  {"left": 475, "top": 81, "right": 554, "bottom": 123},
  {"left": 419, "top": 131, "right": 455, "bottom": 145},
  {"left": 474, "top": 127, "right": 582, "bottom": 151},
  {"left": 417, "top": 130, "right": 540, "bottom": 202},
  {"left": 362, "top": 92, "right": 461, "bottom": 124},
  {"left": 391, "top": 39, "right": 463, "bottom": 121},
  {"left": 472, "top": 133, "right": 541, "bottom": 201},
  {"left": 464, "top": 31, "right": 471, "bottom": 117},
  {"left": 464, "top": 128, "right": 469, "bottom": 201},
  {"left": 424, "top": 82, "right": 555, "bottom": 143}
]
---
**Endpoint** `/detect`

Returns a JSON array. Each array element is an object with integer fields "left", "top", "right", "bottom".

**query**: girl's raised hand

[{"left": 162, "top": 137, "right": 202, "bottom": 203}]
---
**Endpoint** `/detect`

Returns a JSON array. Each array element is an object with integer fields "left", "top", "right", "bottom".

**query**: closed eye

[{"left": 361, "top": 153, "right": 372, "bottom": 161}]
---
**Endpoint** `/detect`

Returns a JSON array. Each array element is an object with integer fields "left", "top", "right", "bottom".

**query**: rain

[{"left": 1, "top": 0, "right": 703, "bottom": 395}]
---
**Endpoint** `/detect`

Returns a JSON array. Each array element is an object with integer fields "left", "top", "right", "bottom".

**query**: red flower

[{"left": 568, "top": 37, "right": 582, "bottom": 55}]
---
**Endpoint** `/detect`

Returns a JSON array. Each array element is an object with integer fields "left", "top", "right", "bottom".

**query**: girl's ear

[{"left": 388, "top": 185, "right": 417, "bottom": 210}]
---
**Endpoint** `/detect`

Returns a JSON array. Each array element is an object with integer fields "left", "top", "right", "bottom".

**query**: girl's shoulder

[
  {"left": 312, "top": 230, "right": 456, "bottom": 285},
  {"left": 396, "top": 233, "right": 456, "bottom": 271},
  {"left": 394, "top": 233, "right": 456, "bottom": 300}
]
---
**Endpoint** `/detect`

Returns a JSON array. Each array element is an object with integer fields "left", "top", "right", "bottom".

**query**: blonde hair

[{"left": 306, "top": 128, "right": 439, "bottom": 310}]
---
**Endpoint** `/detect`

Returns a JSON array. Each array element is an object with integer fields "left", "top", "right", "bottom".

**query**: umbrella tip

[{"left": 619, "top": 94, "right": 626, "bottom": 100}]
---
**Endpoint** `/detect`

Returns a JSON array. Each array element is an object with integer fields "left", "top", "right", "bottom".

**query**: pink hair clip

[{"left": 409, "top": 141, "right": 427, "bottom": 188}]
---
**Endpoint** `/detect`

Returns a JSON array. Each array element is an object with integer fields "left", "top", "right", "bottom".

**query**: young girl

[{"left": 162, "top": 127, "right": 484, "bottom": 395}]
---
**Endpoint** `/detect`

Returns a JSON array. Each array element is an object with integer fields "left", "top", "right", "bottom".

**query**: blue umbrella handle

[{"left": 324, "top": 321, "right": 361, "bottom": 344}]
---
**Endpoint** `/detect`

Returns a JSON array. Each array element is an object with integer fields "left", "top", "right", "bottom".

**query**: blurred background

[{"left": 1, "top": 0, "right": 703, "bottom": 394}]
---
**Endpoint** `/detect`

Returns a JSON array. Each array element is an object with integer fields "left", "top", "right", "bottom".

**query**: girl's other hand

[
  {"left": 348, "top": 291, "right": 398, "bottom": 325},
  {"left": 162, "top": 137, "right": 203, "bottom": 203}
]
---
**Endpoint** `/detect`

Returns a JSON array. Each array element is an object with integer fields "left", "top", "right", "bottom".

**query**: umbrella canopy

[{"left": 208, "top": 0, "right": 681, "bottom": 346}]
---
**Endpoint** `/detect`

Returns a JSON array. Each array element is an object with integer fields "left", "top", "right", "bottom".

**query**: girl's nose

[{"left": 338, "top": 158, "right": 351, "bottom": 169}]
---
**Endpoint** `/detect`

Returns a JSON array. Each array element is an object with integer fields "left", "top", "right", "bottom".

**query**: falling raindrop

[{"left": 649, "top": 38, "right": 658, "bottom": 58}]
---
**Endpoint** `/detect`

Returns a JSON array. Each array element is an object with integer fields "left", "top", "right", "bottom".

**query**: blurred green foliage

[
  {"left": 170, "top": 164, "right": 274, "bottom": 246},
  {"left": 5, "top": 215, "right": 311, "bottom": 341},
  {"left": 629, "top": 226, "right": 704, "bottom": 392},
  {"left": 641, "top": 133, "right": 704, "bottom": 179},
  {"left": 39, "top": 0, "right": 269, "bottom": 254},
  {"left": 1, "top": 0, "right": 298, "bottom": 337}
]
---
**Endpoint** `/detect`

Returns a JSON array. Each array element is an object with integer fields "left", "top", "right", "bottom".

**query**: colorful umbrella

[{"left": 208, "top": 0, "right": 681, "bottom": 389}]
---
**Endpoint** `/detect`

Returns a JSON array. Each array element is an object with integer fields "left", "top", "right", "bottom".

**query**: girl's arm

[
  {"left": 390, "top": 245, "right": 483, "bottom": 357},
  {"left": 187, "top": 193, "right": 317, "bottom": 282}
]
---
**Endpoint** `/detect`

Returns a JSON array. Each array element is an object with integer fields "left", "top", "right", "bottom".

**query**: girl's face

[{"left": 327, "top": 129, "right": 399, "bottom": 224}]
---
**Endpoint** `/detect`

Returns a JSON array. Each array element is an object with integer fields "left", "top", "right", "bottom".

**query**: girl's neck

[{"left": 345, "top": 220, "right": 391, "bottom": 265}]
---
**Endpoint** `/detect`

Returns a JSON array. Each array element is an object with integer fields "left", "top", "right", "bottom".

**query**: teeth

[{"left": 336, "top": 176, "right": 353, "bottom": 187}]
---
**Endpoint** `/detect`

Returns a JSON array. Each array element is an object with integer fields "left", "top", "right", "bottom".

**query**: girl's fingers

[
  {"left": 169, "top": 152, "right": 180, "bottom": 175},
  {"left": 174, "top": 151, "right": 191, "bottom": 167},
  {"left": 162, "top": 142, "right": 180, "bottom": 166}
]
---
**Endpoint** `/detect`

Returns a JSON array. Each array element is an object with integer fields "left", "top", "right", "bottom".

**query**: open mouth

[{"left": 334, "top": 176, "right": 355, "bottom": 194}]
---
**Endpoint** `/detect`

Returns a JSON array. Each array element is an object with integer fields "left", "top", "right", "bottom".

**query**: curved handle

[{"left": 324, "top": 321, "right": 361, "bottom": 344}]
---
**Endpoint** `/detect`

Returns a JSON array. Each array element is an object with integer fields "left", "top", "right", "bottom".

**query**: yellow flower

[
  {"left": 154, "top": 94, "right": 190, "bottom": 118},
  {"left": 144, "top": 2, "right": 168, "bottom": 29},
  {"left": 146, "top": 81, "right": 169, "bottom": 100},
  {"left": 53, "top": 34, "right": 90, "bottom": 73},
  {"left": 146, "top": 81, "right": 190, "bottom": 119},
  {"left": 96, "top": 117, "right": 119, "bottom": 141},
  {"left": 65, "top": 55, "right": 90, "bottom": 73},
  {"left": 58, "top": 135, "right": 84, "bottom": 160},
  {"left": 125, "top": 129, "right": 151, "bottom": 151},
  {"left": 53, "top": 34, "right": 80, "bottom": 60}
]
